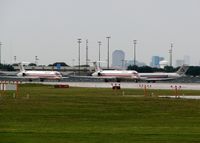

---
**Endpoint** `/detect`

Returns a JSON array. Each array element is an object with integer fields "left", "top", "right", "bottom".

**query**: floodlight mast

[
  {"left": 0, "top": 42, "right": 2, "bottom": 64},
  {"left": 14, "top": 56, "right": 17, "bottom": 63},
  {"left": 35, "top": 56, "right": 39, "bottom": 65},
  {"left": 78, "top": 38, "right": 82, "bottom": 75},
  {"left": 106, "top": 36, "right": 111, "bottom": 69},
  {"left": 169, "top": 43, "right": 173, "bottom": 67},
  {"left": 98, "top": 41, "right": 101, "bottom": 67},
  {"left": 86, "top": 39, "right": 89, "bottom": 66},
  {"left": 133, "top": 40, "right": 137, "bottom": 66}
]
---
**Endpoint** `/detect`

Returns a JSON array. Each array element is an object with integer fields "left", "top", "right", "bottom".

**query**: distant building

[
  {"left": 176, "top": 60, "right": 184, "bottom": 67},
  {"left": 175, "top": 55, "right": 190, "bottom": 67},
  {"left": 159, "top": 57, "right": 165, "bottom": 61},
  {"left": 184, "top": 55, "right": 190, "bottom": 65},
  {"left": 112, "top": 50, "right": 125, "bottom": 68},
  {"left": 159, "top": 60, "right": 168, "bottom": 69},
  {"left": 150, "top": 56, "right": 164, "bottom": 68}
]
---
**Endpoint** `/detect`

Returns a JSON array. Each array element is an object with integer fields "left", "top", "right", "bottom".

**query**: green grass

[{"left": 1, "top": 84, "right": 200, "bottom": 143}]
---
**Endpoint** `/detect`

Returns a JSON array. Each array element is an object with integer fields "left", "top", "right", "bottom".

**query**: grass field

[{"left": 1, "top": 84, "right": 200, "bottom": 143}]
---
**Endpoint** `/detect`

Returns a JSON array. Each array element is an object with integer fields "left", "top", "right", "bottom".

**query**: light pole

[
  {"left": 86, "top": 39, "right": 89, "bottom": 66},
  {"left": 106, "top": 36, "right": 111, "bottom": 69},
  {"left": 35, "top": 56, "right": 39, "bottom": 65},
  {"left": 72, "top": 59, "right": 75, "bottom": 75},
  {"left": 98, "top": 41, "right": 101, "bottom": 67},
  {"left": 121, "top": 59, "right": 124, "bottom": 69},
  {"left": 133, "top": 40, "right": 137, "bottom": 66},
  {"left": 169, "top": 43, "right": 173, "bottom": 67},
  {"left": 72, "top": 59, "right": 75, "bottom": 67},
  {"left": 14, "top": 56, "right": 17, "bottom": 63},
  {"left": 77, "top": 39, "right": 82, "bottom": 75},
  {"left": 0, "top": 42, "right": 2, "bottom": 64}
]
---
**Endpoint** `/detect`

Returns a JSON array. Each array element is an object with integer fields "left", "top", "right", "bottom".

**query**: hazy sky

[{"left": 1, "top": 0, "right": 200, "bottom": 66}]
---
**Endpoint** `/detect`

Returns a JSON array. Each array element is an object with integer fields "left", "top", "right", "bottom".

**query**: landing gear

[{"left": 116, "top": 79, "right": 121, "bottom": 82}]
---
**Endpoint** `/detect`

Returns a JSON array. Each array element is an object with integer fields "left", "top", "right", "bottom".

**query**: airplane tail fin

[
  {"left": 176, "top": 65, "right": 189, "bottom": 75},
  {"left": 18, "top": 63, "right": 26, "bottom": 72},
  {"left": 93, "top": 62, "right": 102, "bottom": 72}
]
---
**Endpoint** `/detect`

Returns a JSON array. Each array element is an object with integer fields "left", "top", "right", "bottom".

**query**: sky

[{"left": 0, "top": 0, "right": 200, "bottom": 66}]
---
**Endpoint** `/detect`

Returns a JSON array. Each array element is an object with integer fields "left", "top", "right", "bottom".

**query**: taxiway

[{"left": 36, "top": 82, "right": 200, "bottom": 90}]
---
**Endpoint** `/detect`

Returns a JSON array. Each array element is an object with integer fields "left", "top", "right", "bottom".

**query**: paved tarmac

[
  {"left": 159, "top": 95, "right": 200, "bottom": 99},
  {"left": 39, "top": 82, "right": 200, "bottom": 90}
]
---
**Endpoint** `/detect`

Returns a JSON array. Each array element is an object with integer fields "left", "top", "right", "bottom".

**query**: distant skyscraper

[
  {"left": 184, "top": 55, "right": 190, "bottom": 65},
  {"left": 176, "top": 56, "right": 190, "bottom": 67},
  {"left": 159, "top": 57, "right": 164, "bottom": 61},
  {"left": 151, "top": 56, "right": 162, "bottom": 68},
  {"left": 112, "top": 50, "right": 125, "bottom": 68},
  {"left": 176, "top": 59, "right": 184, "bottom": 67}
]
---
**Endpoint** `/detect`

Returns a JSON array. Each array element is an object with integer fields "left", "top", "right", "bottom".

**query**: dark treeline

[
  {"left": 127, "top": 65, "right": 178, "bottom": 73},
  {"left": 187, "top": 66, "right": 200, "bottom": 77},
  {"left": 1, "top": 64, "right": 200, "bottom": 77},
  {"left": 128, "top": 65, "right": 200, "bottom": 77},
  {"left": 0, "top": 64, "right": 15, "bottom": 71}
]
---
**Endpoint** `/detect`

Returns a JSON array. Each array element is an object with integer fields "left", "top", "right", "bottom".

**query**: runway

[{"left": 38, "top": 82, "right": 200, "bottom": 90}]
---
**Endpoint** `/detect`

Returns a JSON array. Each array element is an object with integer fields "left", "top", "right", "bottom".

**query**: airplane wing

[
  {"left": 69, "top": 75, "right": 116, "bottom": 79},
  {"left": 68, "top": 75, "right": 138, "bottom": 82},
  {"left": 141, "top": 77, "right": 175, "bottom": 81}
]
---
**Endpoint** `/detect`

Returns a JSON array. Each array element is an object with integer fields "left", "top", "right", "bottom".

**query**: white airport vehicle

[
  {"left": 17, "top": 63, "right": 63, "bottom": 82},
  {"left": 138, "top": 65, "right": 189, "bottom": 82}
]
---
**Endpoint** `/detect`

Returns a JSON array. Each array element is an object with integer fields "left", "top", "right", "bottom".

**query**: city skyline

[{"left": 1, "top": 0, "right": 200, "bottom": 66}]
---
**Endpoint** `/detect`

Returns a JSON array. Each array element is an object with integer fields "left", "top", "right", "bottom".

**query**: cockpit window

[{"left": 55, "top": 72, "right": 61, "bottom": 76}]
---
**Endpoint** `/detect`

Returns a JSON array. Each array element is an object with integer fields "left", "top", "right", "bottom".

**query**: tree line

[
  {"left": 1, "top": 63, "right": 200, "bottom": 77},
  {"left": 0, "top": 64, "right": 15, "bottom": 71}
]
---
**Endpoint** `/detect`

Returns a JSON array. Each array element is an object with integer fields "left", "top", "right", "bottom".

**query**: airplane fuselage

[
  {"left": 138, "top": 72, "right": 181, "bottom": 81},
  {"left": 17, "top": 71, "right": 62, "bottom": 80},
  {"left": 92, "top": 70, "right": 139, "bottom": 79}
]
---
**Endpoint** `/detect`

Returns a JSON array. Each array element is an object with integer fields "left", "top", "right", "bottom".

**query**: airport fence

[{"left": 0, "top": 81, "right": 20, "bottom": 97}]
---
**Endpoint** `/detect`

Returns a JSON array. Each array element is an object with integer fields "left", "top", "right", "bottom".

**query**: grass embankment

[{"left": 0, "top": 84, "right": 200, "bottom": 143}]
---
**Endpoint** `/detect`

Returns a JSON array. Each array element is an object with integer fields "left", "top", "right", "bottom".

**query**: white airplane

[
  {"left": 17, "top": 63, "right": 63, "bottom": 82},
  {"left": 138, "top": 65, "right": 189, "bottom": 82},
  {"left": 91, "top": 62, "right": 139, "bottom": 82}
]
